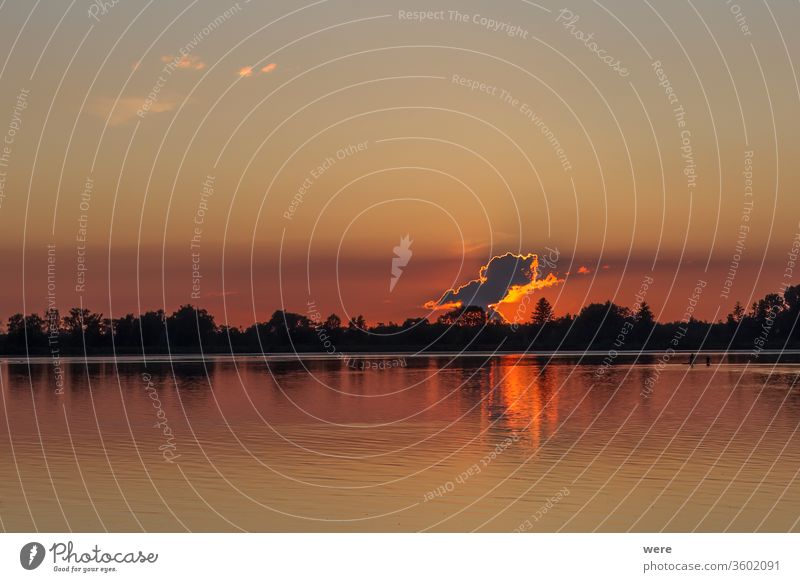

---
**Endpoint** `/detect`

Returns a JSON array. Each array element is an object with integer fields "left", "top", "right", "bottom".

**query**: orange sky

[{"left": 1, "top": 0, "right": 799, "bottom": 327}]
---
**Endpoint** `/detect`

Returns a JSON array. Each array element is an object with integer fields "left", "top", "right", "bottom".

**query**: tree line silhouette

[{"left": 2, "top": 285, "right": 799, "bottom": 355}]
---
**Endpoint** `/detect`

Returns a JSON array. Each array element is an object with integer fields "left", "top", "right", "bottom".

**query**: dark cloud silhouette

[{"left": 424, "top": 252, "right": 562, "bottom": 318}]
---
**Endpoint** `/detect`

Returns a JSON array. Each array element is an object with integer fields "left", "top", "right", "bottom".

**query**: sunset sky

[{"left": 1, "top": 0, "right": 798, "bottom": 327}]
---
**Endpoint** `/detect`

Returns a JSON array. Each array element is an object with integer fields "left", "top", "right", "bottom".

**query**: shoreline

[{"left": 3, "top": 349, "right": 800, "bottom": 364}]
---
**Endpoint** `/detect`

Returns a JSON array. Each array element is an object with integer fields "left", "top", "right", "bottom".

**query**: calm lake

[{"left": 1, "top": 354, "right": 799, "bottom": 532}]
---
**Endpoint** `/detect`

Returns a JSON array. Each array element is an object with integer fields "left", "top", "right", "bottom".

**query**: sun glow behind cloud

[{"left": 424, "top": 253, "right": 563, "bottom": 321}]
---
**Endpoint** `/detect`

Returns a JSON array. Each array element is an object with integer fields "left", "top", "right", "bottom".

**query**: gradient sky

[{"left": 1, "top": 0, "right": 799, "bottom": 327}]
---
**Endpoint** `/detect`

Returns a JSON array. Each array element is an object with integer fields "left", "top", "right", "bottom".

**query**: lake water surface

[{"left": 1, "top": 354, "right": 799, "bottom": 532}]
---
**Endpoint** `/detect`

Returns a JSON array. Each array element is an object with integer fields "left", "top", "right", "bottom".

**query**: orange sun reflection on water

[{"left": 483, "top": 357, "right": 562, "bottom": 451}]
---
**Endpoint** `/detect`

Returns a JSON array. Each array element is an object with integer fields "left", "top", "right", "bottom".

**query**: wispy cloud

[
  {"left": 91, "top": 95, "right": 182, "bottom": 126},
  {"left": 205, "top": 290, "right": 240, "bottom": 298},
  {"left": 238, "top": 63, "right": 278, "bottom": 77},
  {"left": 161, "top": 54, "right": 205, "bottom": 70}
]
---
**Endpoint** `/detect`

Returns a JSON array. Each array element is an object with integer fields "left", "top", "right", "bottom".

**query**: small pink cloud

[
  {"left": 239, "top": 64, "right": 278, "bottom": 77},
  {"left": 205, "top": 290, "right": 240, "bottom": 298},
  {"left": 161, "top": 54, "right": 206, "bottom": 70}
]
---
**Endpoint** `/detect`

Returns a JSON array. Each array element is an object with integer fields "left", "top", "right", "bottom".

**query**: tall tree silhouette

[
  {"left": 324, "top": 314, "right": 342, "bottom": 329},
  {"left": 63, "top": 308, "right": 105, "bottom": 346},
  {"left": 532, "top": 297, "right": 553, "bottom": 325},
  {"left": 167, "top": 305, "right": 217, "bottom": 347}
]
